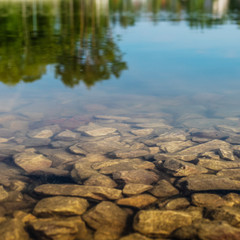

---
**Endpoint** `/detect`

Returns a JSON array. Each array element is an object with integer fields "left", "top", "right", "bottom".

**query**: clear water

[{"left": 0, "top": 0, "right": 240, "bottom": 127}]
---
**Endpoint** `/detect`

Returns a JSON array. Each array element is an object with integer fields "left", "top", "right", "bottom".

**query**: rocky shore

[{"left": 1, "top": 113, "right": 240, "bottom": 239}]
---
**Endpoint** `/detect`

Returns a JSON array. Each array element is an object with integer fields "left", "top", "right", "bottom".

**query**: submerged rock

[
  {"left": 119, "top": 233, "right": 152, "bottom": 240},
  {"left": 116, "top": 194, "right": 157, "bottom": 208},
  {"left": 123, "top": 184, "right": 153, "bottom": 196},
  {"left": 133, "top": 210, "right": 192, "bottom": 237},
  {"left": 14, "top": 151, "right": 52, "bottom": 173},
  {"left": 34, "top": 184, "right": 122, "bottom": 200},
  {"left": 29, "top": 216, "right": 90, "bottom": 240},
  {"left": 33, "top": 196, "right": 89, "bottom": 217},
  {"left": 0, "top": 186, "right": 8, "bottom": 201},
  {"left": 113, "top": 169, "right": 159, "bottom": 185},
  {"left": 83, "top": 127, "right": 118, "bottom": 137},
  {"left": 157, "top": 140, "right": 193, "bottom": 153},
  {"left": 84, "top": 174, "right": 117, "bottom": 188},
  {"left": 0, "top": 219, "right": 30, "bottom": 240}
]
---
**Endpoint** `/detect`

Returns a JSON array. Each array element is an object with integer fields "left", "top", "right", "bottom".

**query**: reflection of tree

[
  {"left": 0, "top": 0, "right": 240, "bottom": 87},
  {"left": 0, "top": 0, "right": 127, "bottom": 87}
]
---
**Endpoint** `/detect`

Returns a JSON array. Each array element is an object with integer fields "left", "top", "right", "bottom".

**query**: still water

[
  {"left": 0, "top": 0, "right": 240, "bottom": 126},
  {"left": 1, "top": 0, "right": 240, "bottom": 239}
]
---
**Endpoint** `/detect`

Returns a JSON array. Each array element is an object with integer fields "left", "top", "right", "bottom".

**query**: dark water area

[{"left": 1, "top": 0, "right": 240, "bottom": 239}]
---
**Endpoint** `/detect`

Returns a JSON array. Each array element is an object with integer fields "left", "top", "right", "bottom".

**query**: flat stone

[
  {"left": 0, "top": 219, "right": 30, "bottom": 240},
  {"left": 224, "top": 193, "right": 240, "bottom": 206},
  {"left": 69, "top": 144, "right": 87, "bottom": 155},
  {"left": 82, "top": 154, "right": 110, "bottom": 163},
  {"left": 163, "top": 198, "right": 190, "bottom": 210},
  {"left": 83, "top": 201, "right": 128, "bottom": 235},
  {"left": 161, "top": 159, "right": 208, "bottom": 177},
  {"left": 0, "top": 143, "right": 25, "bottom": 155},
  {"left": 84, "top": 127, "right": 117, "bottom": 137},
  {"left": 173, "top": 220, "right": 240, "bottom": 240},
  {"left": 149, "top": 179, "right": 179, "bottom": 198},
  {"left": 14, "top": 151, "right": 52, "bottom": 173},
  {"left": 113, "top": 169, "right": 159, "bottom": 185},
  {"left": 0, "top": 137, "right": 9, "bottom": 143},
  {"left": 54, "top": 130, "right": 80, "bottom": 141},
  {"left": 155, "top": 129, "right": 187, "bottom": 142},
  {"left": 114, "top": 150, "right": 150, "bottom": 158},
  {"left": 0, "top": 186, "right": 8, "bottom": 201},
  {"left": 94, "top": 115, "right": 130, "bottom": 121},
  {"left": 154, "top": 153, "right": 197, "bottom": 162},
  {"left": 22, "top": 138, "right": 51, "bottom": 147},
  {"left": 130, "top": 129, "right": 154, "bottom": 136},
  {"left": 29, "top": 168, "right": 69, "bottom": 177},
  {"left": 179, "top": 140, "right": 231, "bottom": 155},
  {"left": 33, "top": 196, "right": 89, "bottom": 217},
  {"left": 182, "top": 175, "right": 240, "bottom": 191},
  {"left": 157, "top": 141, "right": 193, "bottom": 153},
  {"left": 29, "top": 217, "right": 90, "bottom": 240},
  {"left": 197, "top": 158, "right": 240, "bottom": 171},
  {"left": 119, "top": 233, "right": 152, "bottom": 240},
  {"left": 207, "top": 206, "right": 240, "bottom": 227},
  {"left": 123, "top": 184, "right": 153, "bottom": 196},
  {"left": 71, "top": 162, "right": 97, "bottom": 181},
  {"left": 116, "top": 194, "right": 157, "bottom": 208},
  {"left": 191, "top": 193, "right": 228, "bottom": 207},
  {"left": 217, "top": 169, "right": 240, "bottom": 179},
  {"left": 27, "top": 125, "right": 60, "bottom": 139},
  {"left": 226, "top": 135, "right": 240, "bottom": 144},
  {"left": 133, "top": 210, "right": 192, "bottom": 237},
  {"left": 218, "top": 148, "right": 235, "bottom": 161},
  {"left": 191, "top": 129, "right": 228, "bottom": 139},
  {"left": 84, "top": 174, "right": 117, "bottom": 188},
  {"left": 34, "top": 184, "right": 122, "bottom": 200}
]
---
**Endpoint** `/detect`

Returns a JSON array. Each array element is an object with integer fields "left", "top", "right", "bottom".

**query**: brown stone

[{"left": 123, "top": 184, "right": 153, "bottom": 196}]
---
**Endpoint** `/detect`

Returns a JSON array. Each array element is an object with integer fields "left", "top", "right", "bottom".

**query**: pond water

[{"left": 1, "top": 0, "right": 240, "bottom": 239}]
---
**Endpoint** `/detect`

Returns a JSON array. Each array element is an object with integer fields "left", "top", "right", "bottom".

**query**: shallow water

[{"left": 1, "top": 0, "right": 240, "bottom": 239}]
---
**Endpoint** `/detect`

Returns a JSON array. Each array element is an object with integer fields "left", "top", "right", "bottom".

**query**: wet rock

[
  {"left": 150, "top": 179, "right": 179, "bottom": 198},
  {"left": 0, "top": 186, "right": 8, "bottom": 201},
  {"left": 216, "top": 125, "right": 240, "bottom": 134},
  {"left": 149, "top": 147, "right": 160, "bottom": 154},
  {"left": 190, "top": 129, "right": 228, "bottom": 139},
  {"left": 130, "top": 129, "right": 154, "bottom": 136},
  {"left": 155, "top": 129, "right": 187, "bottom": 142},
  {"left": 154, "top": 153, "right": 197, "bottom": 162},
  {"left": 163, "top": 198, "right": 190, "bottom": 210},
  {"left": 179, "top": 139, "right": 231, "bottom": 155},
  {"left": 27, "top": 125, "right": 60, "bottom": 139},
  {"left": 0, "top": 219, "right": 30, "bottom": 240},
  {"left": 69, "top": 143, "right": 88, "bottom": 155},
  {"left": 191, "top": 137, "right": 211, "bottom": 143},
  {"left": 14, "top": 151, "right": 52, "bottom": 173},
  {"left": 116, "top": 194, "right": 157, "bottom": 208},
  {"left": 123, "top": 184, "right": 153, "bottom": 196},
  {"left": 133, "top": 210, "right": 192, "bottom": 237},
  {"left": 172, "top": 220, "right": 240, "bottom": 240},
  {"left": 13, "top": 211, "right": 36, "bottom": 223},
  {"left": 22, "top": 137, "right": 51, "bottom": 147},
  {"left": 95, "top": 159, "right": 155, "bottom": 174},
  {"left": 0, "top": 137, "right": 9, "bottom": 143},
  {"left": 34, "top": 184, "right": 123, "bottom": 200},
  {"left": 226, "top": 135, "right": 240, "bottom": 144},
  {"left": 217, "top": 169, "right": 240, "bottom": 179},
  {"left": 160, "top": 159, "right": 208, "bottom": 177},
  {"left": 71, "top": 162, "right": 97, "bottom": 182},
  {"left": 83, "top": 127, "right": 118, "bottom": 137},
  {"left": 224, "top": 193, "right": 240, "bottom": 206},
  {"left": 191, "top": 193, "right": 228, "bottom": 208},
  {"left": 218, "top": 148, "right": 235, "bottom": 161},
  {"left": 157, "top": 141, "right": 193, "bottom": 153},
  {"left": 54, "top": 130, "right": 80, "bottom": 141},
  {"left": 94, "top": 115, "right": 130, "bottom": 121},
  {"left": 29, "top": 217, "right": 90, "bottom": 240},
  {"left": 51, "top": 140, "right": 76, "bottom": 148},
  {"left": 83, "top": 201, "right": 128, "bottom": 238},
  {"left": 84, "top": 174, "right": 117, "bottom": 188},
  {"left": 113, "top": 169, "right": 159, "bottom": 185},
  {"left": 0, "top": 143, "right": 25, "bottom": 155},
  {"left": 114, "top": 150, "right": 150, "bottom": 158},
  {"left": 182, "top": 175, "right": 240, "bottom": 191},
  {"left": 207, "top": 206, "right": 240, "bottom": 227},
  {"left": 29, "top": 168, "right": 69, "bottom": 178},
  {"left": 197, "top": 158, "right": 240, "bottom": 171},
  {"left": 119, "top": 233, "right": 152, "bottom": 240},
  {"left": 10, "top": 180, "right": 27, "bottom": 191},
  {"left": 33, "top": 196, "right": 89, "bottom": 217},
  {"left": 199, "top": 151, "right": 220, "bottom": 160},
  {"left": 82, "top": 153, "right": 110, "bottom": 163}
]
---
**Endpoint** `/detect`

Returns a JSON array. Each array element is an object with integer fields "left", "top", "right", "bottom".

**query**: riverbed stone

[
  {"left": 157, "top": 141, "right": 193, "bottom": 153},
  {"left": 217, "top": 168, "right": 240, "bottom": 179},
  {"left": 179, "top": 139, "right": 231, "bottom": 155},
  {"left": 154, "top": 153, "right": 197, "bottom": 162},
  {"left": 160, "top": 159, "right": 208, "bottom": 177},
  {"left": 83, "top": 201, "right": 128, "bottom": 237},
  {"left": 27, "top": 125, "right": 60, "bottom": 139},
  {"left": 84, "top": 174, "right": 117, "bottom": 188},
  {"left": 133, "top": 210, "right": 193, "bottom": 237},
  {"left": 113, "top": 169, "right": 159, "bottom": 185},
  {"left": 33, "top": 196, "right": 89, "bottom": 217},
  {"left": 29, "top": 216, "right": 90, "bottom": 240},
  {"left": 54, "top": 130, "right": 80, "bottom": 141},
  {"left": 224, "top": 193, "right": 240, "bottom": 207},
  {"left": 14, "top": 151, "right": 52, "bottom": 173},
  {"left": 218, "top": 148, "right": 235, "bottom": 161},
  {"left": 207, "top": 206, "right": 240, "bottom": 227},
  {"left": 119, "top": 233, "right": 152, "bottom": 240},
  {"left": 149, "top": 179, "right": 179, "bottom": 198},
  {"left": 156, "top": 129, "right": 188, "bottom": 142},
  {"left": 0, "top": 186, "right": 8, "bottom": 201},
  {"left": 181, "top": 175, "right": 240, "bottom": 191},
  {"left": 191, "top": 193, "right": 228, "bottom": 208},
  {"left": 197, "top": 158, "right": 240, "bottom": 171},
  {"left": 172, "top": 220, "right": 240, "bottom": 240},
  {"left": 130, "top": 128, "right": 154, "bottom": 136},
  {"left": 123, "top": 184, "right": 153, "bottom": 196},
  {"left": 34, "top": 184, "right": 122, "bottom": 200},
  {"left": 116, "top": 194, "right": 157, "bottom": 208},
  {"left": 0, "top": 219, "right": 30, "bottom": 240},
  {"left": 113, "top": 149, "right": 150, "bottom": 158},
  {"left": 163, "top": 198, "right": 190, "bottom": 210},
  {"left": 84, "top": 127, "right": 118, "bottom": 137},
  {"left": 71, "top": 161, "right": 97, "bottom": 181}
]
